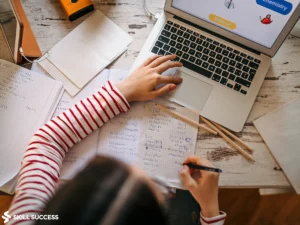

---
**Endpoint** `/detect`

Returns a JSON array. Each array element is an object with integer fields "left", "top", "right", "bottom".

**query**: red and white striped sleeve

[
  {"left": 200, "top": 211, "right": 227, "bottom": 225},
  {"left": 7, "top": 81, "right": 130, "bottom": 225}
]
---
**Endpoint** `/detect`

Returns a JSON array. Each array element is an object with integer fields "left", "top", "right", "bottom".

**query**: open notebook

[
  {"left": 0, "top": 60, "right": 64, "bottom": 194},
  {"left": 51, "top": 69, "right": 199, "bottom": 188}
]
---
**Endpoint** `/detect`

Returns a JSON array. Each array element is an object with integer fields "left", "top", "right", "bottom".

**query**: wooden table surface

[{"left": 2, "top": 0, "right": 300, "bottom": 189}]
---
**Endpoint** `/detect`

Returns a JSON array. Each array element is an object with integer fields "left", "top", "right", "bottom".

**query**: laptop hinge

[{"left": 173, "top": 15, "right": 261, "bottom": 55}]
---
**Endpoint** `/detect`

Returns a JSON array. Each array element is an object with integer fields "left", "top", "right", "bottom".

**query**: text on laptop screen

[{"left": 172, "top": 0, "right": 299, "bottom": 48}]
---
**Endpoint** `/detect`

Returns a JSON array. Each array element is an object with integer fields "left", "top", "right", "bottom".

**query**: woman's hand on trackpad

[{"left": 115, "top": 54, "right": 183, "bottom": 102}]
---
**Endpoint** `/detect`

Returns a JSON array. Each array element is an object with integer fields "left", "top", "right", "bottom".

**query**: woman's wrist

[
  {"left": 115, "top": 82, "right": 134, "bottom": 103},
  {"left": 200, "top": 201, "right": 220, "bottom": 218}
]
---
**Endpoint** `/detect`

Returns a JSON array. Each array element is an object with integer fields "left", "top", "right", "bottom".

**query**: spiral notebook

[
  {"left": 0, "top": 60, "right": 64, "bottom": 194},
  {"left": 254, "top": 99, "right": 300, "bottom": 194}
]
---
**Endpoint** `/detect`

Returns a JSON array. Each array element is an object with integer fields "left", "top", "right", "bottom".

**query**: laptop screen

[{"left": 172, "top": 0, "right": 299, "bottom": 48}]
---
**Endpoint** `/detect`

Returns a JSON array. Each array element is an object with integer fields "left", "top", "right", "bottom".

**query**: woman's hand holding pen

[
  {"left": 115, "top": 54, "right": 183, "bottom": 102},
  {"left": 180, "top": 156, "right": 220, "bottom": 218}
]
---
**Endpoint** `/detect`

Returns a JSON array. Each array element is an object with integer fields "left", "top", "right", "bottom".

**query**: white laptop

[{"left": 130, "top": 0, "right": 300, "bottom": 132}]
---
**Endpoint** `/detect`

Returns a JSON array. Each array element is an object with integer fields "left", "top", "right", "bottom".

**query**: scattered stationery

[
  {"left": 39, "top": 10, "right": 132, "bottom": 96},
  {"left": 46, "top": 69, "right": 198, "bottom": 188},
  {"left": 254, "top": 99, "right": 300, "bottom": 194},
  {"left": 0, "top": 59, "right": 64, "bottom": 194}
]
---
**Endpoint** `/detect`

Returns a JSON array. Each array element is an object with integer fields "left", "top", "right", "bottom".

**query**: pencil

[
  {"left": 184, "top": 163, "right": 222, "bottom": 173},
  {"left": 211, "top": 121, "right": 254, "bottom": 152},
  {"left": 201, "top": 116, "right": 255, "bottom": 162},
  {"left": 157, "top": 104, "right": 217, "bottom": 135}
]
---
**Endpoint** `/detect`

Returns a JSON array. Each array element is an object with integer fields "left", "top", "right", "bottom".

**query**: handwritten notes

[
  {"left": 50, "top": 68, "right": 199, "bottom": 188},
  {"left": 0, "top": 59, "right": 63, "bottom": 191},
  {"left": 97, "top": 103, "right": 144, "bottom": 164},
  {"left": 97, "top": 102, "right": 199, "bottom": 188},
  {"left": 138, "top": 103, "right": 198, "bottom": 187}
]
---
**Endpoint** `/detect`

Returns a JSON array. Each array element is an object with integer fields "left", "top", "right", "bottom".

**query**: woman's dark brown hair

[{"left": 36, "top": 156, "right": 168, "bottom": 225}]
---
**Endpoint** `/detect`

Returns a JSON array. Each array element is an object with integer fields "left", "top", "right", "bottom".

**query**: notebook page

[
  {"left": 47, "top": 10, "right": 132, "bottom": 89},
  {"left": 51, "top": 70, "right": 109, "bottom": 180},
  {"left": 0, "top": 59, "right": 63, "bottom": 187},
  {"left": 254, "top": 99, "right": 300, "bottom": 194},
  {"left": 97, "top": 103, "right": 145, "bottom": 164},
  {"left": 138, "top": 103, "right": 199, "bottom": 188}
]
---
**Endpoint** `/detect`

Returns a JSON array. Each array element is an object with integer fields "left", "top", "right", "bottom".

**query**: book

[{"left": 0, "top": 59, "right": 64, "bottom": 194}]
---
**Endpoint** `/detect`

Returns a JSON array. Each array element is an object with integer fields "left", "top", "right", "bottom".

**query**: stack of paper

[
  {"left": 0, "top": 60, "right": 64, "bottom": 194},
  {"left": 39, "top": 10, "right": 132, "bottom": 96}
]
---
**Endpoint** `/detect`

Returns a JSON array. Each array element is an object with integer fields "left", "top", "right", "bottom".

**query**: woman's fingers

[
  {"left": 139, "top": 54, "right": 162, "bottom": 68},
  {"left": 151, "top": 83, "right": 177, "bottom": 98},
  {"left": 183, "top": 156, "right": 213, "bottom": 167},
  {"left": 155, "top": 60, "right": 183, "bottom": 74},
  {"left": 148, "top": 54, "right": 176, "bottom": 68},
  {"left": 180, "top": 165, "right": 198, "bottom": 191},
  {"left": 157, "top": 75, "right": 183, "bottom": 85}
]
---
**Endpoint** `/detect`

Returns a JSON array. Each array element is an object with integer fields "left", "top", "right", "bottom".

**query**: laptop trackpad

[{"left": 168, "top": 72, "right": 213, "bottom": 111}]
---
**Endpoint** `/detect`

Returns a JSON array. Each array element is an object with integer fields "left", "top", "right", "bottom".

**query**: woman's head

[{"left": 37, "top": 156, "right": 168, "bottom": 225}]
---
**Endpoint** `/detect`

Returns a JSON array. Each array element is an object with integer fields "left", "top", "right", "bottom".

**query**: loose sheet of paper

[
  {"left": 0, "top": 59, "right": 63, "bottom": 188},
  {"left": 254, "top": 99, "right": 300, "bottom": 194},
  {"left": 47, "top": 10, "right": 132, "bottom": 89},
  {"left": 138, "top": 102, "right": 198, "bottom": 187}
]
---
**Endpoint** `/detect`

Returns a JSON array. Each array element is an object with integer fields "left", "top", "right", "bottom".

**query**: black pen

[{"left": 183, "top": 163, "right": 222, "bottom": 173}]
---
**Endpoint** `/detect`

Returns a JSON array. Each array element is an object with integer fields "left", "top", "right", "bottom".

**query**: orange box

[{"left": 59, "top": 0, "right": 94, "bottom": 21}]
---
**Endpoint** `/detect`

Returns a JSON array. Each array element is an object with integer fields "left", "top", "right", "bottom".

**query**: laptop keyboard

[{"left": 151, "top": 20, "right": 261, "bottom": 95}]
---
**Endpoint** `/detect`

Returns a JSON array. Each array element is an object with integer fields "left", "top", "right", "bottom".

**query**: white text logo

[{"left": 2, "top": 211, "right": 11, "bottom": 224}]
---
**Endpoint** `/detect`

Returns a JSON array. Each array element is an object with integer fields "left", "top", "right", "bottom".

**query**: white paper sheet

[
  {"left": 0, "top": 59, "right": 63, "bottom": 191},
  {"left": 254, "top": 99, "right": 300, "bottom": 194},
  {"left": 46, "top": 10, "right": 132, "bottom": 89}
]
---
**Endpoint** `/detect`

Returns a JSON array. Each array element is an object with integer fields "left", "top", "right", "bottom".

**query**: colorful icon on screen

[
  {"left": 260, "top": 14, "right": 273, "bottom": 24},
  {"left": 224, "top": 0, "right": 235, "bottom": 9}
]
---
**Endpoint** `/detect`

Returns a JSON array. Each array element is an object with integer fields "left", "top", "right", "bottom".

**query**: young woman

[{"left": 7, "top": 54, "right": 226, "bottom": 225}]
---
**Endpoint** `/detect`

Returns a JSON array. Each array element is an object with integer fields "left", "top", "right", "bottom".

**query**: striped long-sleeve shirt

[{"left": 7, "top": 81, "right": 225, "bottom": 225}]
